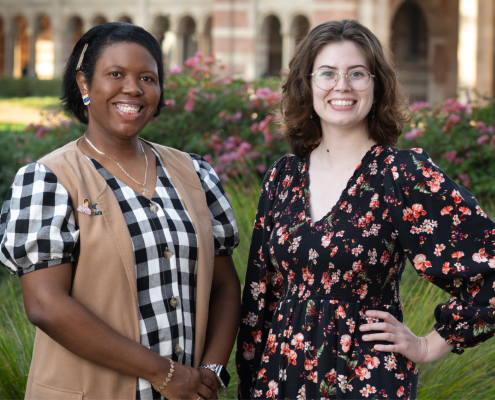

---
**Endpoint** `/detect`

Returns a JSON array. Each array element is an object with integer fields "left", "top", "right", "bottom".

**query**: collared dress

[
  {"left": 236, "top": 144, "right": 495, "bottom": 400},
  {"left": 0, "top": 149, "right": 239, "bottom": 400}
]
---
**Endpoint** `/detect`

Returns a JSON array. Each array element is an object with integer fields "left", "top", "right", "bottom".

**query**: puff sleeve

[
  {"left": 0, "top": 163, "right": 79, "bottom": 276},
  {"left": 384, "top": 148, "right": 495, "bottom": 354},
  {"left": 190, "top": 154, "right": 239, "bottom": 256},
  {"left": 236, "top": 157, "right": 286, "bottom": 399}
]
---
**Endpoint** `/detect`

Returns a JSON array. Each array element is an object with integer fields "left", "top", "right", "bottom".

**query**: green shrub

[
  {"left": 397, "top": 96, "right": 495, "bottom": 204},
  {"left": 0, "top": 78, "right": 62, "bottom": 98}
]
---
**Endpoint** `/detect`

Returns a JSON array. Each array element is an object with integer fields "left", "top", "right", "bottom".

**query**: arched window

[
  {"left": 391, "top": 1, "right": 428, "bottom": 102},
  {"left": 179, "top": 16, "right": 197, "bottom": 64},
  {"left": 152, "top": 16, "right": 172, "bottom": 68},
  {"left": 63, "top": 16, "right": 83, "bottom": 64},
  {"left": 261, "top": 15, "right": 282, "bottom": 77},
  {"left": 290, "top": 15, "right": 310, "bottom": 47},
  {"left": 118, "top": 16, "right": 132, "bottom": 24},
  {"left": 92, "top": 16, "right": 107, "bottom": 27},
  {"left": 0, "top": 17, "right": 4, "bottom": 76}
]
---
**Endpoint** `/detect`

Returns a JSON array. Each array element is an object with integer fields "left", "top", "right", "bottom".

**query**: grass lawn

[{"left": 0, "top": 97, "right": 60, "bottom": 109}]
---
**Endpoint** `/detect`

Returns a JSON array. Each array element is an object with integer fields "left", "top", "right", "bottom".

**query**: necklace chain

[{"left": 84, "top": 133, "right": 150, "bottom": 197}]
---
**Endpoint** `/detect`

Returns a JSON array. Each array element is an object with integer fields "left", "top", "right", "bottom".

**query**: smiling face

[
  {"left": 311, "top": 41, "right": 374, "bottom": 135},
  {"left": 77, "top": 42, "right": 160, "bottom": 139}
]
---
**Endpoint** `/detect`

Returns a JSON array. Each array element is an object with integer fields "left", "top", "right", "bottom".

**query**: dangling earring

[{"left": 82, "top": 93, "right": 90, "bottom": 106}]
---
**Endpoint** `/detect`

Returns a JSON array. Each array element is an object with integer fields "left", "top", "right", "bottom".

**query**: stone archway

[
  {"left": 391, "top": 0, "right": 428, "bottom": 102},
  {"left": 179, "top": 16, "right": 197, "bottom": 64},
  {"left": 12, "top": 16, "right": 28, "bottom": 78}
]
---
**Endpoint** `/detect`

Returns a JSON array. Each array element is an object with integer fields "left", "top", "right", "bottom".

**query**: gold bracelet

[{"left": 152, "top": 359, "right": 175, "bottom": 392}]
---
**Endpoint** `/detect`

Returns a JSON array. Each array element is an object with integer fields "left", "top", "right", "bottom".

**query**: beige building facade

[{"left": 0, "top": 0, "right": 492, "bottom": 103}]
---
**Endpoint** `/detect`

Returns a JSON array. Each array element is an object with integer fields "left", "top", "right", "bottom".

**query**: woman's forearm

[
  {"left": 21, "top": 263, "right": 169, "bottom": 384},
  {"left": 200, "top": 255, "right": 241, "bottom": 367},
  {"left": 420, "top": 329, "right": 455, "bottom": 364}
]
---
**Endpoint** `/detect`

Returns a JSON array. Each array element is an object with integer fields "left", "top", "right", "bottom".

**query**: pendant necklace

[{"left": 84, "top": 134, "right": 151, "bottom": 198}]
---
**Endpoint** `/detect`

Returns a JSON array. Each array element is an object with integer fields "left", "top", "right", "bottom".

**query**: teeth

[
  {"left": 330, "top": 100, "right": 354, "bottom": 106},
  {"left": 115, "top": 104, "right": 140, "bottom": 114}
]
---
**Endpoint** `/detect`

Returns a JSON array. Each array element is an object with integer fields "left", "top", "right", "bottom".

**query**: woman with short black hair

[
  {"left": 0, "top": 22, "right": 240, "bottom": 400},
  {"left": 237, "top": 19, "right": 495, "bottom": 399}
]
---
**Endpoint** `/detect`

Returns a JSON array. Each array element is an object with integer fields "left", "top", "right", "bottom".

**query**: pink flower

[
  {"left": 477, "top": 135, "right": 489, "bottom": 145},
  {"left": 205, "top": 56, "right": 215, "bottom": 65},
  {"left": 165, "top": 99, "right": 176, "bottom": 107},
  {"left": 445, "top": 150, "right": 457, "bottom": 163},
  {"left": 404, "top": 128, "right": 422, "bottom": 140},
  {"left": 203, "top": 154, "right": 212, "bottom": 164},
  {"left": 410, "top": 101, "right": 430, "bottom": 112},
  {"left": 184, "top": 57, "right": 199, "bottom": 68},
  {"left": 442, "top": 114, "right": 460, "bottom": 132},
  {"left": 256, "top": 164, "right": 266, "bottom": 174},
  {"left": 169, "top": 66, "right": 182, "bottom": 74},
  {"left": 184, "top": 99, "right": 195, "bottom": 112}
]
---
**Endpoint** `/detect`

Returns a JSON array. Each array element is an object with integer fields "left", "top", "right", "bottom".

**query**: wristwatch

[{"left": 198, "top": 364, "right": 231, "bottom": 389}]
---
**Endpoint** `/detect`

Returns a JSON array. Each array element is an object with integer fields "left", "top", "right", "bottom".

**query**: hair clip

[{"left": 76, "top": 43, "right": 88, "bottom": 71}]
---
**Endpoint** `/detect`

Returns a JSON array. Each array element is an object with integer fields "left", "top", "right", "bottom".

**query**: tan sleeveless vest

[{"left": 24, "top": 139, "right": 215, "bottom": 400}]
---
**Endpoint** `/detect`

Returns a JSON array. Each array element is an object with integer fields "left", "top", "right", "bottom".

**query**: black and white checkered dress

[{"left": 0, "top": 149, "right": 239, "bottom": 400}]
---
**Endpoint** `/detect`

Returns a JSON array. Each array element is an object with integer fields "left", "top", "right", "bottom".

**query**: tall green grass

[{"left": 0, "top": 277, "right": 34, "bottom": 399}]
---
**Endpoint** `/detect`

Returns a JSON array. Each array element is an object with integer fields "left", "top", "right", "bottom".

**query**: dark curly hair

[
  {"left": 61, "top": 22, "right": 165, "bottom": 124},
  {"left": 278, "top": 19, "right": 410, "bottom": 158}
]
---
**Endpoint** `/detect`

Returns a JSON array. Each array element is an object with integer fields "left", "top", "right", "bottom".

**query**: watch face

[{"left": 216, "top": 365, "right": 231, "bottom": 388}]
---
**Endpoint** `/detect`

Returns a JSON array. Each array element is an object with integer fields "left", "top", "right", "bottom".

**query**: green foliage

[
  {"left": 0, "top": 277, "right": 35, "bottom": 400},
  {"left": 0, "top": 78, "right": 62, "bottom": 98},
  {"left": 397, "top": 97, "right": 495, "bottom": 203}
]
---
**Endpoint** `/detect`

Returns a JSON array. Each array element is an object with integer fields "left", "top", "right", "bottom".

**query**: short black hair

[{"left": 61, "top": 22, "right": 165, "bottom": 124}]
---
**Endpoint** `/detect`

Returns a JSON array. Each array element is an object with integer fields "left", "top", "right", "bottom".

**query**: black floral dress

[{"left": 236, "top": 144, "right": 495, "bottom": 400}]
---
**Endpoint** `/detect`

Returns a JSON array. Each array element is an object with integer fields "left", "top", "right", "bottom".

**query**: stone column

[
  {"left": 26, "top": 16, "right": 35, "bottom": 77},
  {"left": 457, "top": 0, "right": 478, "bottom": 102},
  {"left": 212, "top": 0, "right": 257, "bottom": 79},
  {"left": 476, "top": 0, "right": 494, "bottom": 97},
  {"left": 281, "top": 25, "right": 291, "bottom": 71}
]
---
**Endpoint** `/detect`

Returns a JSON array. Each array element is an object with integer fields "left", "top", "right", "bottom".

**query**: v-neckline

[
  {"left": 303, "top": 143, "right": 379, "bottom": 227},
  {"left": 88, "top": 150, "right": 162, "bottom": 204}
]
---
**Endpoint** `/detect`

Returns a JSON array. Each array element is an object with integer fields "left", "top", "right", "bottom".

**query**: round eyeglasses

[{"left": 310, "top": 67, "right": 375, "bottom": 91}]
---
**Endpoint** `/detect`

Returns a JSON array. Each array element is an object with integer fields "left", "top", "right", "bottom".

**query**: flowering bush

[
  {"left": 1, "top": 54, "right": 494, "bottom": 205},
  {"left": 397, "top": 95, "right": 495, "bottom": 203},
  {"left": 140, "top": 52, "right": 288, "bottom": 181}
]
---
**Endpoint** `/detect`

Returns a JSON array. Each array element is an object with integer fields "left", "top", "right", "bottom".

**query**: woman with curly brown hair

[{"left": 236, "top": 19, "right": 495, "bottom": 399}]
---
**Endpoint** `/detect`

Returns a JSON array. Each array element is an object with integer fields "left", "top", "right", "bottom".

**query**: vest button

[
  {"left": 170, "top": 297, "right": 179, "bottom": 308},
  {"left": 164, "top": 249, "right": 173, "bottom": 259},
  {"left": 174, "top": 345, "right": 182, "bottom": 355}
]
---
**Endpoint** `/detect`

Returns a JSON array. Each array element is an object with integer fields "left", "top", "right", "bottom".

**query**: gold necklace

[{"left": 84, "top": 134, "right": 150, "bottom": 197}]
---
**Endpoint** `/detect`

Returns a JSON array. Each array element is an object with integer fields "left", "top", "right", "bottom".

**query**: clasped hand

[
  {"left": 153, "top": 363, "right": 220, "bottom": 400},
  {"left": 360, "top": 310, "right": 429, "bottom": 364}
]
